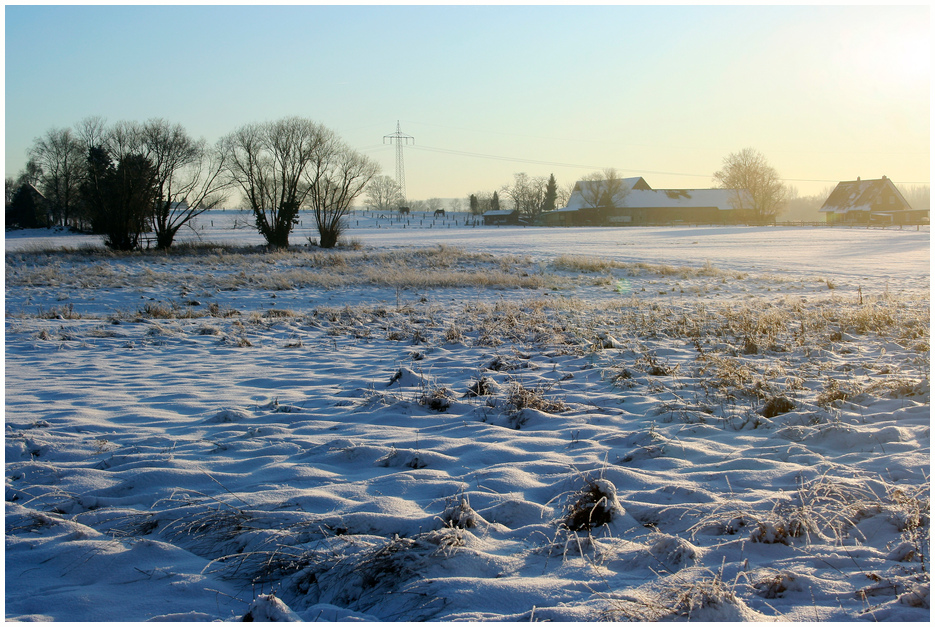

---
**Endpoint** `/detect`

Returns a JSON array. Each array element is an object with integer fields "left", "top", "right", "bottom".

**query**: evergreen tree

[
  {"left": 81, "top": 146, "right": 116, "bottom": 235},
  {"left": 491, "top": 191, "right": 500, "bottom": 212},
  {"left": 543, "top": 174, "right": 558, "bottom": 213},
  {"left": 81, "top": 146, "right": 157, "bottom": 251}
]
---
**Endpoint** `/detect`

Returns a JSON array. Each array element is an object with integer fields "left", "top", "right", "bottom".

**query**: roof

[
  {"left": 565, "top": 177, "right": 651, "bottom": 210},
  {"left": 18, "top": 183, "right": 46, "bottom": 200},
  {"left": 562, "top": 177, "right": 749, "bottom": 211},
  {"left": 819, "top": 177, "right": 912, "bottom": 214},
  {"left": 561, "top": 185, "right": 749, "bottom": 212},
  {"left": 622, "top": 188, "right": 749, "bottom": 211},
  {"left": 482, "top": 210, "right": 516, "bottom": 216}
]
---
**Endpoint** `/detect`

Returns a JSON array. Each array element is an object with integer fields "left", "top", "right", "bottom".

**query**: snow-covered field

[{"left": 5, "top": 212, "right": 930, "bottom": 621}]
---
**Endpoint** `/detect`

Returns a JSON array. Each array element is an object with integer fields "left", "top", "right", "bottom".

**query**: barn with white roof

[{"left": 542, "top": 177, "right": 752, "bottom": 226}]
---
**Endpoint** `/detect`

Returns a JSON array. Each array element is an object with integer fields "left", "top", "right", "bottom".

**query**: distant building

[
  {"left": 5, "top": 183, "right": 49, "bottom": 229},
  {"left": 593, "top": 188, "right": 752, "bottom": 225},
  {"left": 819, "top": 176, "right": 926, "bottom": 225},
  {"left": 541, "top": 177, "right": 752, "bottom": 226},
  {"left": 563, "top": 176, "right": 653, "bottom": 212},
  {"left": 482, "top": 209, "right": 521, "bottom": 226}
]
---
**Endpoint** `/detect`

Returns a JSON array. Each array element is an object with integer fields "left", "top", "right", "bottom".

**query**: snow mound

[
  {"left": 241, "top": 593, "right": 301, "bottom": 622},
  {"left": 204, "top": 407, "right": 253, "bottom": 423},
  {"left": 148, "top": 611, "right": 218, "bottom": 621},
  {"left": 648, "top": 533, "right": 701, "bottom": 569},
  {"left": 387, "top": 367, "right": 425, "bottom": 388},
  {"left": 299, "top": 604, "right": 379, "bottom": 621}
]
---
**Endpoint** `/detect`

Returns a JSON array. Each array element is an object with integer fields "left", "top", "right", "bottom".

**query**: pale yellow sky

[{"left": 5, "top": 4, "right": 930, "bottom": 200}]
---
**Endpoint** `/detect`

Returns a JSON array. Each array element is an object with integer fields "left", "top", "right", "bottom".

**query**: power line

[
  {"left": 400, "top": 119, "right": 629, "bottom": 147},
  {"left": 406, "top": 143, "right": 929, "bottom": 186},
  {"left": 410, "top": 143, "right": 709, "bottom": 179}
]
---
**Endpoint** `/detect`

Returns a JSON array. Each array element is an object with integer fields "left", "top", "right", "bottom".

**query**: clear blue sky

[{"left": 5, "top": 4, "right": 930, "bottom": 201}]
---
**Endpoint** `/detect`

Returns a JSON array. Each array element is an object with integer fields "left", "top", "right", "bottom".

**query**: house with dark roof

[
  {"left": 5, "top": 183, "right": 49, "bottom": 229},
  {"left": 819, "top": 176, "right": 925, "bottom": 224}
]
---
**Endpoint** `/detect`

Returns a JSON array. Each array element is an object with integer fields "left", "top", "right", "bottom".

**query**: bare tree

[
  {"left": 579, "top": 168, "right": 627, "bottom": 209},
  {"left": 425, "top": 197, "right": 444, "bottom": 214},
  {"left": 138, "top": 120, "right": 229, "bottom": 249},
  {"left": 305, "top": 132, "right": 378, "bottom": 248},
  {"left": 782, "top": 185, "right": 835, "bottom": 222},
  {"left": 501, "top": 172, "right": 548, "bottom": 219},
  {"left": 69, "top": 118, "right": 230, "bottom": 247},
  {"left": 556, "top": 182, "right": 575, "bottom": 209},
  {"left": 12, "top": 158, "right": 43, "bottom": 190},
  {"left": 106, "top": 120, "right": 144, "bottom": 163},
  {"left": 365, "top": 175, "right": 403, "bottom": 212},
  {"left": 221, "top": 117, "right": 327, "bottom": 249},
  {"left": 713, "top": 147, "right": 788, "bottom": 223},
  {"left": 76, "top": 116, "right": 108, "bottom": 154},
  {"left": 28, "top": 128, "right": 85, "bottom": 228},
  {"left": 898, "top": 184, "right": 930, "bottom": 212},
  {"left": 406, "top": 199, "right": 427, "bottom": 213}
]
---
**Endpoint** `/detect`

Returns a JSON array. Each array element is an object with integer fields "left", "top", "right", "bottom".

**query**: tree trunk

[
  {"left": 155, "top": 227, "right": 179, "bottom": 250},
  {"left": 265, "top": 227, "right": 291, "bottom": 249},
  {"left": 318, "top": 227, "right": 339, "bottom": 249}
]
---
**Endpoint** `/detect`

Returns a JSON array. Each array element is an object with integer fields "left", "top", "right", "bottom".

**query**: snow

[{"left": 5, "top": 212, "right": 930, "bottom": 621}]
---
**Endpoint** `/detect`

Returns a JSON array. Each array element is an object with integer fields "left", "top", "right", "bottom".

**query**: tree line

[
  {"left": 362, "top": 177, "right": 461, "bottom": 215},
  {"left": 7, "top": 116, "right": 378, "bottom": 250},
  {"left": 459, "top": 151, "right": 794, "bottom": 224},
  {"left": 11, "top": 125, "right": 926, "bottom": 243},
  {"left": 469, "top": 173, "right": 568, "bottom": 220},
  {"left": 362, "top": 171, "right": 571, "bottom": 220},
  {"left": 435, "top": 150, "right": 793, "bottom": 224}
]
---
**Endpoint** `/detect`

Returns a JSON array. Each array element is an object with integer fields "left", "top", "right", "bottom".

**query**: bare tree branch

[{"left": 713, "top": 147, "right": 788, "bottom": 223}]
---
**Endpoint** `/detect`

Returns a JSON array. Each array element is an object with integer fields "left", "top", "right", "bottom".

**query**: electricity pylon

[{"left": 383, "top": 121, "right": 414, "bottom": 203}]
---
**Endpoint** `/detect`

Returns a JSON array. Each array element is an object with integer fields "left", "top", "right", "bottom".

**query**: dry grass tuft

[
  {"left": 464, "top": 377, "right": 498, "bottom": 398},
  {"left": 565, "top": 478, "right": 619, "bottom": 531},
  {"left": 506, "top": 381, "right": 567, "bottom": 414},
  {"left": 760, "top": 395, "right": 795, "bottom": 418},
  {"left": 420, "top": 387, "right": 454, "bottom": 412},
  {"left": 603, "top": 567, "right": 749, "bottom": 621},
  {"left": 35, "top": 303, "right": 81, "bottom": 319}
]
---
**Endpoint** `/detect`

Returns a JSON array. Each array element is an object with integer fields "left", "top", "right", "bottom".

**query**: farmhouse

[
  {"left": 5, "top": 182, "right": 49, "bottom": 229},
  {"left": 542, "top": 177, "right": 751, "bottom": 226},
  {"left": 819, "top": 176, "right": 926, "bottom": 225}
]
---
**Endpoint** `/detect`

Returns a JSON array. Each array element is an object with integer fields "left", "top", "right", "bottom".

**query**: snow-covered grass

[{"left": 5, "top": 215, "right": 930, "bottom": 621}]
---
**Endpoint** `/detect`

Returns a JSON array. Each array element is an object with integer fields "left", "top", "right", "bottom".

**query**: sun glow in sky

[{"left": 4, "top": 4, "right": 930, "bottom": 202}]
